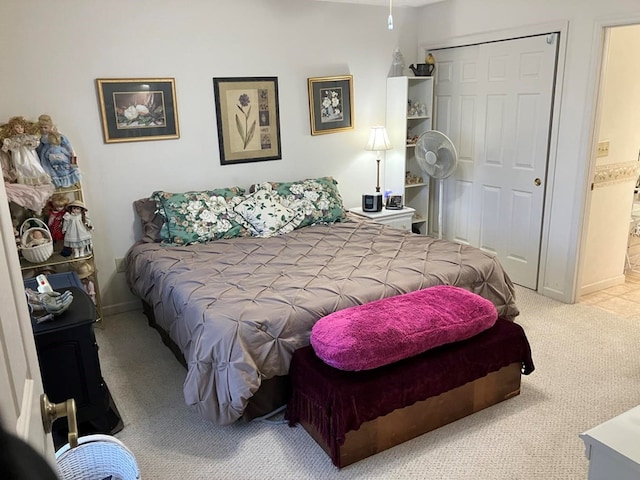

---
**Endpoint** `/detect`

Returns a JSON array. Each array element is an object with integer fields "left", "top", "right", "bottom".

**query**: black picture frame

[
  {"left": 95, "top": 78, "right": 180, "bottom": 143},
  {"left": 307, "top": 75, "right": 354, "bottom": 135},
  {"left": 213, "top": 77, "right": 282, "bottom": 165}
]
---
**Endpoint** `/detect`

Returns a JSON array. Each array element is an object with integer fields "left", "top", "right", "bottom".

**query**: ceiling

[{"left": 310, "top": 0, "right": 446, "bottom": 7}]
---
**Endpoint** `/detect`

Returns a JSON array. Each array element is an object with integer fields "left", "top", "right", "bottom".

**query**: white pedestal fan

[{"left": 414, "top": 131, "right": 459, "bottom": 239}]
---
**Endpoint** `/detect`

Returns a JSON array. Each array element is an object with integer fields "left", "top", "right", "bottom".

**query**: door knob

[
  {"left": 41, "top": 394, "right": 78, "bottom": 448},
  {"left": 534, "top": 178, "right": 542, "bottom": 186}
]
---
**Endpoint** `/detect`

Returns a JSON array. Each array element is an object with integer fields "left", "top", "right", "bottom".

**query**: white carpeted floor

[{"left": 95, "top": 286, "right": 640, "bottom": 479}]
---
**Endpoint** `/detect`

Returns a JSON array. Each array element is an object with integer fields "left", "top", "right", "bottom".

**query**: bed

[{"left": 125, "top": 178, "right": 519, "bottom": 425}]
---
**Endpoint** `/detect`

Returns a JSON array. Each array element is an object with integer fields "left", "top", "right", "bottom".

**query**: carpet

[{"left": 95, "top": 286, "right": 640, "bottom": 479}]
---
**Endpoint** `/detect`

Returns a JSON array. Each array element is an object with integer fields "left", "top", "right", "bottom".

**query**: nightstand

[
  {"left": 580, "top": 405, "right": 640, "bottom": 479},
  {"left": 25, "top": 272, "right": 122, "bottom": 448},
  {"left": 349, "top": 206, "right": 416, "bottom": 231}
]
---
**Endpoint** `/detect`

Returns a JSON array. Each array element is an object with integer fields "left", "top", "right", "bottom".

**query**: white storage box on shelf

[{"left": 55, "top": 434, "right": 140, "bottom": 480}]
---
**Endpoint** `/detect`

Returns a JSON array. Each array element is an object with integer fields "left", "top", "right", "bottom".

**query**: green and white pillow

[
  {"left": 151, "top": 188, "right": 247, "bottom": 245},
  {"left": 260, "top": 177, "right": 347, "bottom": 228},
  {"left": 231, "top": 184, "right": 302, "bottom": 238}
]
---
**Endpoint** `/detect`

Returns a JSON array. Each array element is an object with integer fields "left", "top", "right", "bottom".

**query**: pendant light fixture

[{"left": 388, "top": 0, "right": 393, "bottom": 30}]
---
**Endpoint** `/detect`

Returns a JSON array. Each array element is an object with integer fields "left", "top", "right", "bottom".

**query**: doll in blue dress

[{"left": 36, "top": 114, "right": 81, "bottom": 188}]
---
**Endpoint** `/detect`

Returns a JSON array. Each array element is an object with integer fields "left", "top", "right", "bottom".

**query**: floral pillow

[
  {"left": 231, "top": 185, "right": 302, "bottom": 238},
  {"left": 151, "top": 188, "right": 246, "bottom": 245},
  {"left": 259, "top": 177, "right": 346, "bottom": 228}
]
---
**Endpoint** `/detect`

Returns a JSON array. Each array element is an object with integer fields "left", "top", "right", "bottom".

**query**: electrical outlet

[
  {"left": 115, "top": 257, "right": 126, "bottom": 273},
  {"left": 596, "top": 140, "right": 610, "bottom": 157}
]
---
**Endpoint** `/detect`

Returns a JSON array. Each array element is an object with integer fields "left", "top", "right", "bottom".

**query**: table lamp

[{"left": 363, "top": 126, "right": 392, "bottom": 212}]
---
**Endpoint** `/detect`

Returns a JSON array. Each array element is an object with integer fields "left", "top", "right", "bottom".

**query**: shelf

[
  {"left": 21, "top": 252, "right": 95, "bottom": 271},
  {"left": 12, "top": 180, "right": 103, "bottom": 323},
  {"left": 53, "top": 184, "right": 82, "bottom": 194},
  {"left": 386, "top": 76, "right": 433, "bottom": 236}
]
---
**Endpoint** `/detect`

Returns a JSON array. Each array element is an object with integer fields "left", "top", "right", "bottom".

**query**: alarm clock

[
  {"left": 362, "top": 193, "right": 383, "bottom": 212},
  {"left": 386, "top": 195, "right": 403, "bottom": 210}
]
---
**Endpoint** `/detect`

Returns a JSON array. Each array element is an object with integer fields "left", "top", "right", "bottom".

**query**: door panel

[
  {"left": 433, "top": 33, "right": 558, "bottom": 289},
  {"left": 0, "top": 183, "right": 51, "bottom": 458}
]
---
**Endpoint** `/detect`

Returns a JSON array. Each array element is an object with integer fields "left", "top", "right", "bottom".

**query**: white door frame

[
  {"left": 421, "top": 20, "right": 568, "bottom": 296},
  {"left": 575, "top": 15, "right": 640, "bottom": 301}
]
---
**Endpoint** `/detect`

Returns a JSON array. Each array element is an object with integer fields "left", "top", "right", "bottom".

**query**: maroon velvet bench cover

[{"left": 286, "top": 318, "right": 534, "bottom": 465}]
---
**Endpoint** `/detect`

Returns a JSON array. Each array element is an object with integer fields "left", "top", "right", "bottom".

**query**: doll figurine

[
  {"left": 1, "top": 116, "right": 51, "bottom": 186},
  {"left": 62, "top": 199, "right": 93, "bottom": 258},
  {"left": 46, "top": 193, "right": 70, "bottom": 243},
  {"left": 75, "top": 261, "right": 96, "bottom": 304},
  {"left": 25, "top": 230, "right": 50, "bottom": 248},
  {"left": 37, "top": 114, "right": 81, "bottom": 188}
]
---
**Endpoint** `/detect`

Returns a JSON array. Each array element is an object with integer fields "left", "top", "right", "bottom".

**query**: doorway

[{"left": 579, "top": 24, "right": 640, "bottom": 301}]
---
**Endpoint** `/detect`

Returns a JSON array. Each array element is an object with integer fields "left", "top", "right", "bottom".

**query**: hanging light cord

[{"left": 388, "top": 0, "right": 394, "bottom": 30}]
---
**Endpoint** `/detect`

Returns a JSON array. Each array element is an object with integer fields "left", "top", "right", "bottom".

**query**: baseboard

[
  {"left": 580, "top": 274, "right": 626, "bottom": 296},
  {"left": 102, "top": 300, "right": 141, "bottom": 317}
]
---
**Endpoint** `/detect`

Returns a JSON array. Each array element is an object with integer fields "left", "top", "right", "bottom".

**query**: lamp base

[{"left": 362, "top": 193, "right": 383, "bottom": 212}]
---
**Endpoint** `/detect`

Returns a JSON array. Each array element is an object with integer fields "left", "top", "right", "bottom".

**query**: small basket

[
  {"left": 19, "top": 218, "right": 54, "bottom": 263},
  {"left": 55, "top": 434, "right": 141, "bottom": 480}
]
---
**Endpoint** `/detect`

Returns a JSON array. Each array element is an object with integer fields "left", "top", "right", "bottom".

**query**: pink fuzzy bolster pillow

[{"left": 310, "top": 286, "right": 498, "bottom": 371}]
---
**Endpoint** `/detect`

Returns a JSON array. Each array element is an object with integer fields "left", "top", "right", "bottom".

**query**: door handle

[
  {"left": 534, "top": 178, "right": 542, "bottom": 186},
  {"left": 41, "top": 394, "right": 78, "bottom": 448}
]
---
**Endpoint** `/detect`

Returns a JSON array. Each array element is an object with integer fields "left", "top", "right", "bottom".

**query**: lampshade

[{"left": 365, "top": 126, "right": 392, "bottom": 152}]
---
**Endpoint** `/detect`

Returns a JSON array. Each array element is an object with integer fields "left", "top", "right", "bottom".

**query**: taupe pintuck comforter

[{"left": 126, "top": 217, "right": 518, "bottom": 425}]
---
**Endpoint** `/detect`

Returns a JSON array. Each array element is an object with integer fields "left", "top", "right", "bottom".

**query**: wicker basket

[
  {"left": 55, "top": 434, "right": 140, "bottom": 480},
  {"left": 19, "top": 218, "right": 53, "bottom": 263}
]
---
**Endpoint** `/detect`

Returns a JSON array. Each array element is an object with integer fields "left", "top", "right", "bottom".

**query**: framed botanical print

[
  {"left": 95, "top": 78, "right": 180, "bottom": 143},
  {"left": 307, "top": 75, "right": 354, "bottom": 135},
  {"left": 213, "top": 77, "right": 282, "bottom": 165}
]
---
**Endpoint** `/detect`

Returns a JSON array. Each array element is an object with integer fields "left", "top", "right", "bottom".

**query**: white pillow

[{"left": 232, "top": 186, "right": 301, "bottom": 238}]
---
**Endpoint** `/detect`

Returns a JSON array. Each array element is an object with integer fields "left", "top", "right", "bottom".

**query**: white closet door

[{"left": 433, "top": 33, "right": 558, "bottom": 289}]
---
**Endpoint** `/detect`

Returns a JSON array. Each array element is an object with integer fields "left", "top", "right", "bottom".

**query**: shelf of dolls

[
  {"left": 14, "top": 181, "right": 101, "bottom": 323},
  {"left": 3, "top": 115, "right": 100, "bottom": 321}
]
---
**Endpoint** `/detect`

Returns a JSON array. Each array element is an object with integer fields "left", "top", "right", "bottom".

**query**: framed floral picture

[
  {"left": 307, "top": 75, "right": 354, "bottom": 135},
  {"left": 95, "top": 78, "right": 180, "bottom": 143},
  {"left": 213, "top": 77, "right": 282, "bottom": 165}
]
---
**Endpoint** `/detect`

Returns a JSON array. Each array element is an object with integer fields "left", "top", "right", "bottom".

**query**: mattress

[{"left": 126, "top": 217, "right": 519, "bottom": 424}]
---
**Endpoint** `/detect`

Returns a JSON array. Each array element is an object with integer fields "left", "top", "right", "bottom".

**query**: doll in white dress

[
  {"left": 1, "top": 116, "right": 51, "bottom": 186},
  {"left": 62, "top": 199, "right": 93, "bottom": 258}
]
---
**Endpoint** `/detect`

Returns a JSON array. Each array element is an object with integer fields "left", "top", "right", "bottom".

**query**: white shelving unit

[{"left": 385, "top": 76, "right": 434, "bottom": 235}]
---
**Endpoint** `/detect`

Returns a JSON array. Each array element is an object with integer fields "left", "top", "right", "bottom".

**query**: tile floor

[{"left": 580, "top": 270, "right": 640, "bottom": 320}]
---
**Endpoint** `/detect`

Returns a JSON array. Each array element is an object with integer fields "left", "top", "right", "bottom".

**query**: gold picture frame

[
  {"left": 307, "top": 75, "right": 354, "bottom": 136},
  {"left": 95, "top": 78, "right": 180, "bottom": 143},
  {"left": 213, "top": 77, "right": 282, "bottom": 165}
]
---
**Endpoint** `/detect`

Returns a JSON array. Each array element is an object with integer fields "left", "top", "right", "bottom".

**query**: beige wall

[
  {"left": 3, "top": 0, "right": 640, "bottom": 310},
  {"left": 0, "top": 0, "right": 420, "bottom": 313}
]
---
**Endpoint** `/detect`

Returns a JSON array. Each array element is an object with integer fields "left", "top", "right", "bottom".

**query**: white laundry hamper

[{"left": 55, "top": 434, "right": 140, "bottom": 480}]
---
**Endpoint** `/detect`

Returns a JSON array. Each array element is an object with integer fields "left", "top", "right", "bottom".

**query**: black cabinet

[{"left": 27, "top": 274, "right": 122, "bottom": 447}]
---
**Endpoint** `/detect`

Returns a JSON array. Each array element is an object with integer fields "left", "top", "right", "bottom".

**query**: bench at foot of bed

[{"left": 286, "top": 318, "right": 534, "bottom": 468}]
